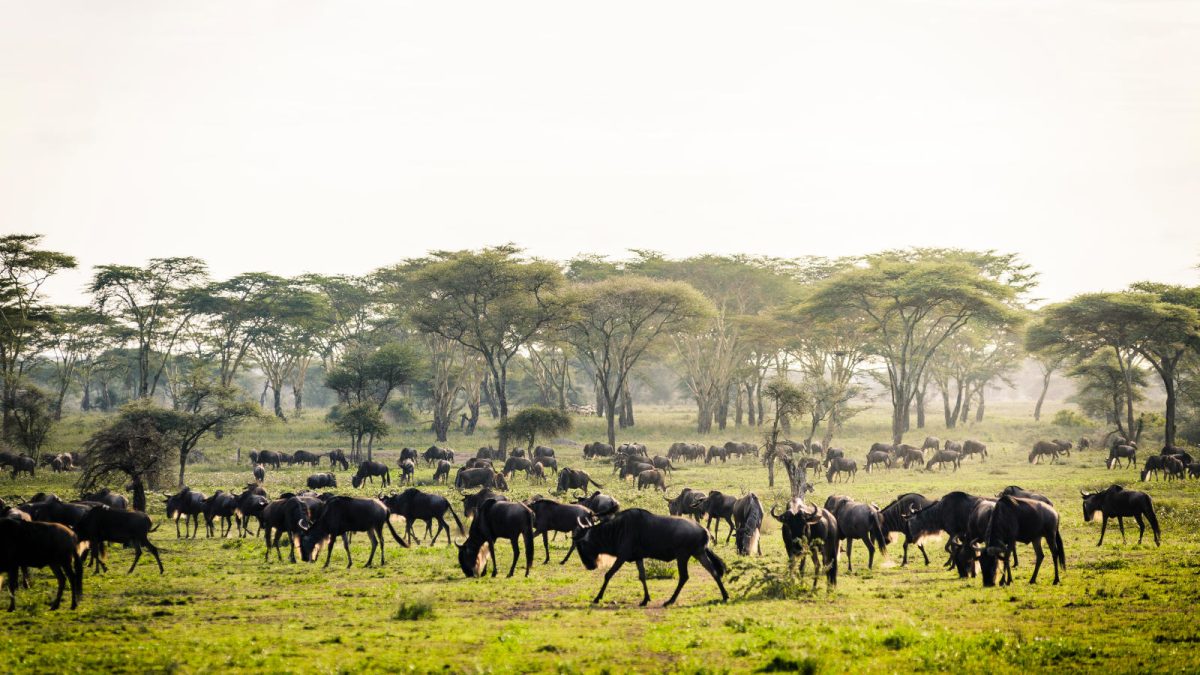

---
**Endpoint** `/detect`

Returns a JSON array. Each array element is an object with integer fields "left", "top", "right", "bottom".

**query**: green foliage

[
  {"left": 393, "top": 599, "right": 435, "bottom": 621},
  {"left": 4, "top": 384, "right": 55, "bottom": 456},
  {"left": 1051, "top": 409, "right": 1089, "bottom": 427},
  {"left": 497, "top": 405, "right": 572, "bottom": 449}
]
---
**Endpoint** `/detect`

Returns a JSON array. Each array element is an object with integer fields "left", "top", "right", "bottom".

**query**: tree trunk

[
  {"left": 915, "top": 393, "right": 926, "bottom": 429},
  {"left": 975, "top": 390, "right": 986, "bottom": 423},
  {"left": 272, "top": 385, "right": 285, "bottom": 420},
  {"left": 292, "top": 385, "right": 304, "bottom": 414},
  {"left": 941, "top": 388, "right": 953, "bottom": 428},
  {"left": 80, "top": 382, "right": 91, "bottom": 412},
  {"left": 177, "top": 449, "right": 188, "bottom": 489},
  {"left": 466, "top": 401, "right": 479, "bottom": 435},
  {"left": 891, "top": 397, "right": 905, "bottom": 445},
  {"left": 734, "top": 386, "right": 743, "bottom": 427},
  {"left": 131, "top": 478, "right": 147, "bottom": 512},
  {"left": 716, "top": 387, "right": 729, "bottom": 431},
  {"left": 745, "top": 383, "right": 756, "bottom": 426},
  {"left": 1163, "top": 375, "right": 1177, "bottom": 447},
  {"left": 1034, "top": 371, "right": 1051, "bottom": 421}
]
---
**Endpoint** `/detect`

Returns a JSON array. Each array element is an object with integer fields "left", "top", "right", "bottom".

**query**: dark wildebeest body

[
  {"left": 10, "top": 455, "right": 36, "bottom": 479},
  {"left": 704, "top": 445, "right": 726, "bottom": 464},
  {"left": 665, "top": 488, "right": 706, "bottom": 522},
  {"left": 555, "top": 468, "right": 602, "bottom": 494},
  {"left": 298, "top": 496, "right": 408, "bottom": 568},
  {"left": 253, "top": 464, "right": 266, "bottom": 483},
  {"left": 476, "top": 446, "right": 501, "bottom": 460},
  {"left": 255, "top": 450, "right": 283, "bottom": 469},
  {"left": 307, "top": 473, "right": 337, "bottom": 490},
  {"left": 538, "top": 456, "right": 559, "bottom": 475},
  {"left": 823, "top": 447, "right": 845, "bottom": 467},
  {"left": 462, "top": 488, "right": 508, "bottom": 520},
  {"left": 961, "top": 440, "right": 988, "bottom": 461},
  {"left": 203, "top": 491, "right": 239, "bottom": 538},
  {"left": 903, "top": 491, "right": 986, "bottom": 562},
  {"left": 533, "top": 446, "right": 555, "bottom": 462},
  {"left": 165, "top": 488, "right": 207, "bottom": 539},
  {"left": 399, "top": 447, "right": 418, "bottom": 466},
  {"left": 636, "top": 469, "right": 666, "bottom": 491},
  {"left": 432, "top": 459, "right": 452, "bottom": 484},
  {"left": 880, "top": 493, "right": 934, "bottom": 565},
  {"left": 1081, "top": 485, "right": 1160, "bottom": 547},
  {"left": 1107, "top": 444, "right": 1137, "bottom": 469},
  {"left": 423, "top": 445, "right": 454, "bottom": 465},
  {"left": 1140, "top": 455, "right": 1171, "bottom": 481},
  {"left": 529, "top": 462, "right": 546, "bottom": 484},
  {"left": 75, "top": 506, "right": 163, "bottom": 574},
  {"left": 700, "top": 491, "right": 737, "bottom": 542},
  {"left": 235, "top": 488, "right": 269, "bottom": 538},
  {"left": 398, "top": 459, "right": 415, "bottom": 485},
  {"left": 456, "top": 467, "right": 508, "bottom": 490},
  {"left": 922, "top": 436, "right": 941, "bottom": 451},
  {"left": 0, "top": 519, "right": 83, "bottom": 611},
  {"left": 1052, "top": 440, "right": 1073, "bottom": 457},
  {"left": 772, "top": 503, "right": 838, "bottom": 590},
  {"left": 502, "top": 456, "right": 533, "bottom": 479},
  {"left": 999, "top": 486, "right": 1053, "bottom": 505},
  {"left": 583, "top": 442, "right": 614, "bottom": 459},
  {"left": 946, "top": 498, "right": 997, "bottom": 579},
  {"left": 80, "top": 488, "right": 128, "bottom": 510},
  {"left": 1028, "top": 441, "right": 1062, "bottom": 464},
  {"left": 19, "top": 495, "right": 95, "bottom": 530},
  {"left": 865, "top": 450, "right": 892, "bottom": 472},
  {"left": 327, "top": 449, "right": 350, "bottom": 470},
  {"left": 351, "top": 461, "right": 391, "bottom": 488},
  {"left": 823, "top": 495, "right": 887, "bottom": 572},
  {"left": 944, "top": 440, "right": 962, "bottom": 453},
  {"left": 572, "top": 508, "right": 729, "bottom": 606},
  {"left": 527, "top": 498, "right": 594, "bottom": 564},
  {"left": 983, "top": 496, "right": 1065, "bottom": 586},
  {"left": 574, "top": 491, "right": 620, "bottom": 518},
  {"left": 457, "top": 499, "right": 534, "bottom": 578},
  {"left": 382, "top": 488, "right": 464, "bottom": 546},
  {"left": 260, "top": 495, "right": 323, "bottom": 563},
  {"left": 293, "top": 450, "right": 321, "bottom": 467},
  {"left": 651, "top": 455, "right": 675, "bottom": 474},
  {"left": 464, "top": 457, "right": 493, "bottom": 470},
  {"left": 926, "top": 450, "right": 962, "bottom": 471},
  {"left": 732, "top": 493, "right": 764, "bottom": 556},
  {"left": 826, "top": 457, "right": 857, "bottom": 482},
  {"left": 894, "top": 445, "right": 925, "bottom": 469}
]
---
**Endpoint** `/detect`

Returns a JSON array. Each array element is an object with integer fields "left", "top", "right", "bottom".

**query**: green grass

[{"left": 2, "top": 401, "right": 1199, "bottom": 673}]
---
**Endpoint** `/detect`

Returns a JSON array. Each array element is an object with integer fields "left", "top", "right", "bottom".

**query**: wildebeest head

[
  {"left": 571, "top": 516, "right": 603, "bottom": 571},
  {"left": 351, "top": 474, "right": 364, "bottom": 488},
  {"left": 492, "top": 473, "right": 509, "bottom": 491}
]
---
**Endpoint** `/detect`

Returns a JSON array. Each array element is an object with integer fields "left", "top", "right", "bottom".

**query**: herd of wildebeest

[{"left": 0, "top": 433, "right": 1194, "bottom": 612}]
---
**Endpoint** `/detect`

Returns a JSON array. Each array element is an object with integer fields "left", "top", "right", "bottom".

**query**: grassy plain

[{"left": 2, "top": 402, "right": 1199, "bottom": 674}]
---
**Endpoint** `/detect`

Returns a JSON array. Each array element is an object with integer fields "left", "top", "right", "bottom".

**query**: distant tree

[
  {"left": 328, "top": 401, "right": 389, "bottom": 460},
  {"left": 78, "top": 401, "right": 172, "bottom": 511},
  {"left": 132, "top": 386, "right": 263, "bottom": 487},
  {"left": 324, "top": 342, "right": 420, "bottom": 459},
  {"left": 251, "top": 277, "right": 326, "bottom": 419},
  {"left": 0, "top": 234, "right": 77, "bottom": 433},
  {"left": 191, "top": 272, "right": 280, "bottom": 388},
  {"left": 39, "top": 306, "right": 112, "bottom": 418},
  {"left": 760, "top": 379, "right": 812, "bottom": 500},
  {"left": 5, "top": 385, "right": 55, "bottom": 459},
  {"left": 1066, "top": 352, "right": 1148, "bottom": 433},
  {"left": 1030, "top": 341, "right": 1070, "bottom": 422},
  {"left": 90, "top": 257, "right": 208, "bottom": 398},
  {"left": 496, "top": 406, "right": 572, "bottom": 452}
]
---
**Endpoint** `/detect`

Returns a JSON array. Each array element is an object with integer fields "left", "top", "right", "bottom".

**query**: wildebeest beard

[{"left": 457, "top": 541, "right": 490, "bottom": 577}]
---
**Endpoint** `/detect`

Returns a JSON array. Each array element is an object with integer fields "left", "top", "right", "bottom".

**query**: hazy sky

[{"left": 3, "top": 1, "right": 1198, "bottom": 305}]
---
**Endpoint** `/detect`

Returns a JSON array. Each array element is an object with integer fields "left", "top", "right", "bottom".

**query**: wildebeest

[
  {"left": 538, "top": 456, "right": 559, "bottom": 475},
  {"left": 76, "top": 505, "right": 164, "bottom": 574},
  {"left": 983, "top": 495, "right": 1065, "bottom": 586},
  {"left": 1107, "top": 444, "right": 1137, "bottom": 469},
  {"left": 893, "top": 444, "right": 925, "bottom": 469},
  {"left": 944, "top": 440, "right": 962, "bottom": 453},
  {"left": 772, "top": 502, "right": 838, "bottom": 590},
  {"left": 10, "top": 455, "right": 35, "bottom": 479},
  {"left": 502, "top": 456, "right": 533, "bottom": 479},
  {"left": 945, "top": 498, "right": 997, "bottom": 579},
  {"left": 1051, "top": 439, "right": 1073, "bottom": 457},
  {"left": 617, "top": 443, "right": 648, "bottom": 458},
  {"left": 723, "top": 441, "right": 758, "bottom": 459},
  {"left": 925, "top": 450, "right": 962, "bottom": 472},
  {"left": 1190, "top": 463, "right": 1200, "bottom": 479},
  {"left": 259, "top": 494, "right": 323, "bottom": 563},
  {"left": 432, "top": 459, "right": 452, "bottom": 484},
  {"left": 732, "top": 493, "right": 763, "bottom": 556},
  {"left": 298, "top": 496, "right": 408, "bottom": 568},
  {"left": 253, "top": 464, "right": 266, "bottom": 483},
  {"left": 79, "top": 488, "right": 128, "bottom": 510},
  {"left": 574, "top": 491, "right": 620, "bottom": 518},
  {"left": 824, "top": 495, "right": 887, "bottom": 572},
  {"left": 526, "top": 497, "right": 594, "bottom": 564},
  {"left": 1028, "top": 441, "right": 1062, "bottom": 464},
  {"left": 423, "top": 445, "right": 454, "bottom": 465},
  {"left": 1079, "top": 437, "right": 1091, "bottom": 450},
  {"left": 292, "top": 450, "right": 321, "bottom": 467},
  {"left": 665, "top": 488, "right": 706, "bottom": 522},
  {"left": 1140, "top": 455, "right": 1172, "bottom": 481},
  {"left": 650, "top": 455, "right": 676, "bottom": 474},
  {"left": 327, "top": 449, "right": 350, "bottom": 470},
  {"left": 456, "top": 467, "right": 508, "bottom": 491},
  {"left": 234, "top": 485, "right": 269, "bottom": 537},
  {"left": 903, "top": 491, "right": 988, "bottom": 562},
  {"left": 203, "top": 490, "right": 239, "bottom": 538},
  {"left": 255, "top": 450, "right": 283, "bottom": 469},
  {"left": 464, "top": 457, "right": 494, "bottom": 470},
  {"left": 865, "top": 450, "right": 892, "bottom": 472},
  {"left": 456, "top": 498, "right": 534, "bottom": 578},
  {"left": 825, "top": 457, "right": 857, "bottom": 483},
  {"left": 667, "top": 442, "right": 704, "bottom": 462},
  {"left": 583, "top": 442, "right": 615, "bottom": 459},
  {"left": 922, "top": 436, "right": 941, "bottom": 451},
  {"left": 999, "top": 486, "right": 1052, "bottom": 505},
  {"left": 880, "top": 493, "right": 934, "bottom": 565},
  {"left": 699, "top": 490, "right": 737, "bottom": 542},
  {"left": 476, "top": 445, "right": 501, "bottom": 460},
  {"left": 961, "top": 440, "right": 988, "bottom": 461},
  {"left": 705, "top": 445, "right": 726, "bottom": 464},
  {"left": 616, "top": 458, "right": 654, "bottom": 480},
  {"left": 307, "top": 473, "right": 338, "bottom": 490},
  {"left": 571, "top": 508, "right": 729, "bottom": 607},
  {"left": 165, "top": 487, "right": 207, "bottom": 538},
  {"left": 0, "top": 518, "right": 84, "bottom": 611},
  {"left": 398, "top": 459, "right": 415, "bottom": 485},
  {"left": 351, "top": 461, "right": 391, "bottom": 488},
  {"left": 555, "top": 468, "right": 602, "bottom": 494},
  {"left": 381, "top": 488, "right": 464, "bottom": 546},
  {"left": 636, "top": 469, "right": 666, "bottom": 492},
  {"left": 399, "top": 447, "right": 418, "bottom": 466},
  {"left": 533, "top": 445, "right": 555, "bottom": 461},
  {"left": 461, "top": 488, "right": 508, "bottom": 520},
  {"left": 823, "top": 447, "right": 845, "bottom": 467},
  {"left": 1081, "top": 485, "right": 1160, "bottom": 547},
  {"left": 529, "top": 462, "right": 546, "bottom": 484}
]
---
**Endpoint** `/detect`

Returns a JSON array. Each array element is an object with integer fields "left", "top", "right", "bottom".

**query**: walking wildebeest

[
  {"left": 382, "top": 488, "right": 465, "bottom": 546},
  {"left": 529, "top": 462, "right": 546, "bottom": 484},
  {"left": 456, "top": 498, "right": 534, "bottom": 578},
  {"left": 925, "top": 450, "right": 962, "bottom": 472},
  {"left": 665, "top": 488, "right": 706, "bottom": 522},
  {"left": 293, "top": 450, "right": 321, "bottom": 467},
  {"left": 260, "top": 494, "right": 323, "bottom": 563},
  {"left": 432, "top": 459, "right": 452, "bottom": 484},
  {"left": 636, "top": 469, "right": 666, "bottom": 492},
  {"left": 1081, "top": 485, "right": 1160, "bottom": 547},
  {"left": 826, "top": 457, "right": 857, "bottom": 483},
  {"left": 823, "top": 447, "right": 844, "bottom": 467},
  {"left": 865, "top": 450, "right": 892, "bottom": 472},
  {"left": 502, "top": 456, "right": 533, "bottom": 479},
  {"left": 922, "top": 436, "right": 941, "bottom": 451},
  {"left": 902, "top": 491, "right": 988, "bottom": 561},
  {"left": 772, "top": 502, "right": 838, "bottom": 590},
  {"left": 1052, "top": 440, "right": 1073, "bottom": 457},
  {"left": 455, "top": 467, "right": 508, "bottom": 490},
  {"left": 0, "top": 518, "right": 83, "bottom": 611},
  {"left": 824, "top": 495, "right": 887, "bottom": 572},
  {"left": 574, "top": 491, "right": 620, "bottom": 518},
  {"left": 555, "top": 468, "right": 602, "bottom": 494},
  {"left": 253, "top": 464, "right": 266, "bottom": 484},
  {"left": 650, "top": 455, "right": 676, "bottom": 474},
  {"left": 583, "top": 442, "right": 614, "bottom": 459},
  {"left": 705, "top": 445, "right": 726, "bottom": 464},
  {"left": 298, "top": 496, "right": 408, "bottom": 568},
  {"left": 1028, "top": 441, "right": 1063, "bottom": 464},
  {"left": 880, "top": 493, "right": 934, "bottom": 565},
  {"left": 398, "top": 459, "right": 415, "bottom": 485},
  {"left": 203, "top": 490, "right": 239, "bottom": 538},
  {"left": 982, "top": 495, "right": 1065, "bottom": 586},
  {"left": 1107, "top": 444, "right": 1137, "bottom": 469},
  {"left": 538, "top": 456, "right": 559, "bottom": 475},
  {"left": 961, "top": 440, "right": 988, "bottom": 461},
  {"left": 255, "top": 450, "right": 283, "bottom": 468},
  {"left": 699, "top": 491, "right": 737, "bottom": 542},
  {"left": 10, "top": 455, "right": 35, "bottom": 479},
  {"left": 572, "top": 508, "right": 729, "bottom": 607},
  {"left": 732, "top": 493, "right": 764, "bottom": 556},
  {"left": 533, "top": 445, "right": 555, "bottom": 462},
  {"left": 234, "top": 486, "right": 270, "bottom": 538},
  {"left": 327, "top": 449, "right": 350, "bottom": 470},
  {"left": 461, "top": 488, "right": 508, "bottom": 520},
  {"left": 351, "top": 461, "right": 391, "bottom": 488},
  {"left": 1140, "top": 455, "right": 1171, "bottom": 481},
  {"left": 945, "top": 498, "right": 997, "bottom": 579},
  {"left": 526, "top": 497, "right": 594, "bottom": 564},
  {"left": 423, "top": 445, "right": 454, "bottom": 465},
  {"left": 165, "top": 487, "right": 207, "bottom": 539},
  {"left": 75, "top": 505, "right": 164, "bottom": 574}
]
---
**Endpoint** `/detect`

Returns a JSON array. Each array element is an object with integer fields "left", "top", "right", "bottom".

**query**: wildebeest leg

[
  {"left": 536, "top": 529, "right": 550, "bottom": 563},
  {"left": 5, "top": 566, "right": 18, "bottom": 611},
  {"left": 403, "top": 520, "right": 416, "bottom": 546},
  {"left": 506, "top": 537, "right": 520, "bottom": 578},
  {"left": 845, "top": 538, "right": 853, "bottom": 573},
  {"left": 488, "top": 538, "right": 500, "bottom": 577},
  {"left": 1119, "top": 517, "right": 1128, "bottom": 544},
  {"left": 663, "top": 557, "right": 690, "bottom": 607},
  {"left": 593, "top": 558, "right": 624, "bottom": 603},
  {"left": 724, "top": 519, "right": 735, "bottom": 544},
  {"left": 1097, "top": 516, "right": 1108, "bottom": 546},
  {"left": 365, "top": 528, "right": 379, "bottom": 567},
  {"left": 864, "top": 537, "right": 875, "bottom": 569},
  {"left": 192, "top": 514, "right": 200, "bottom": 539},
  {"left": 559, "top": 540, "right": 577, "bottom": 565},
  {"left": 919, "top": 543, "right": 930, "bottom": 566},
  {"left": 1029, "top": 539, "right": 1044, "bottom": 584},
  {"left": 809, "top": 547, "right": 820, "bottom": 590},
  {"left": 129, "top": 543, "right": 143, "bottom": 574},
  {"left": 175, "top": 516, "right": 182, "bottom": 539},
  {"left": 635, "top": 559, "right": 652, "bottom": 606},
  {"left": 707, "top": 515, "right": 716, "bottom": 537},
  {"left": 1133, "top": 514, "right": 1144, "bottom": 545},
  {"left": 48, "top": 564, "right": 66, "bottom": 610},
  {"left": 144, "top": 538, "right": 164, "bottom": 574}
]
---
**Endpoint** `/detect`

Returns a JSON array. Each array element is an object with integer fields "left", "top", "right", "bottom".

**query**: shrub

[
  {"left": 394, "top": 599, "right": 434, "bottom": 621},
  {"left": 1052, "top": 409, "right": 1089, "bottom": 428}
]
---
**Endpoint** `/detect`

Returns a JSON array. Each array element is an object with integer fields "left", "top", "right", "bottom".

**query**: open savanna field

[{"left": 3, "top": 402, "right": 1199, "bottom": 674}]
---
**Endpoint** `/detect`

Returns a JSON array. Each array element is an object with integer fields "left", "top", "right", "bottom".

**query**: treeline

[{"left": 2, "top": 234, "right": 1199, "bottom": 465}]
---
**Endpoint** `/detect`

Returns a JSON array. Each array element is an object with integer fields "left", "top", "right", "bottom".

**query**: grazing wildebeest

[
  {"left": 79, "top": 488, "right": 128, "bottom": 510},
  {"left": 1162, "top": 446, "right": 1195, "bottom": 464},
  {"left": 456, "top": 498, "right": 534, "bottom": 578},
  {"left": 665, "top": 488, "right": 706, "bottom": 522},
  {"left": 583, "top": 442, "right": 614, "bottom": 459},
  {"left": 772, "top": 502, "right": 838, "bottom": 590},
  {"left": 1140, "top": 455, "right": 1171, "bottom": 481},
  {"left": 723, "top": 441, "right": 758, "bottom": 459},
  {"left": 825, "top": 457, "right": 857, "bottom": 483},
  {"left": 203, "top": 491, "right": 239, "bottom": 538},
  {"left": 327, "top": 449, "right": 350, "bottom": 470},
  {"left": 382, "top": 488, "right": 464, "bottom": 546},
  {"left": 423, "top": 445, "right": 454, "bottom": 465},
  {"left": 398, "top": 459, "right": 415, "bottom": 485},
  {"left": 961, "top": 440, "right": 988, "bottom": 461},
  {"left": 526, "top": 497, "right": 594, "bottom": 564},
  {"left": 618, "top": 443, "right": 648, "bottom": 458},
  {"left": 1028, "top": 441, "right": 1062, "bottom": 464},
  {"left": 307, "top": 473, "right": 338, "bottom": 490},
  {"left": 351, "top": 461, "right": 391, "bottom": 488},
  {"left": 1052, "top": 440, "right": 1073, "bottom": 457},
  {"left": 0, "top": 518, "right": 83, "bottom": 611},
  {"left": 461, "top": 488, "right": 508, "bottom": 520},
  {"left": 732, "top": 493, "right": 764, "bottom": 556},
  {"left": 1163, "top": 456, "right": 1187, "bottom": 481},
  {"left": 925, "top": 450, "right": 962, "bottom": 472},
  {"left": 572, "top": 508, "right": 729, "bottom": 607},
  {"left": 298, "top": 496, "right": 408, "bottom": 568},
  {"left": 456, "top": 467, "right": 508, "bottom": 491},
  {"left": 476, "top": 445, "right": 501, "bottom": 460},
  {"left": 253, "top": 464, "right": 266, "bottom": 483},
  {"left": 943, "top": 440, "right": 962, "bottom": 453},
  {"left": 76, "top": 505, "right": 164, "bottom": 574},
  {"left": 1190, "top": 463, "right": 1200, "bottom": 479},
  {"left": 255, "top": 450, "right": 283, "bottom": 469},
  {"left": 823, "top": 447, "right": 845, "bottom": 467},
  {"left": 823, "top": 495, "right": 887, "bottom": 572},
  {"left": 868, "top": 442, "right": 893, "bottom": 456},
  {"left": 538, "top": 456, "right": 559, "bottom": 475},
  {"left": 293, "top": 450, "right": 321, "bottom": 467},
  {"left": 574, "top": 491, "right": 620, "bottom": 518},
  {"left": 699, "top": 491, "right": 737, "bottom": 542},
  {"left": 1107, "top": 444, "right": 1137, "bottom": 469},
  {"left": 10, "top": 455, "right": 35, "bottom": 479},
  {"left": 922, "top": 436, "right": 941, "bottom": 451},
  {"left": 617, "top": 459, "right": 655, "bottom": 481},
  {"left": 278, "top": 451, "right": 295, "bottom": 466},
  {"left": 432, "top": 459, "right": 452, "bottom": 484},
  {"left": 165, "top": 487, "right": 207, "bottom": 538},
  {"left": 983, "top": 495, "right": 1065, "bottom": 586},
  {"left": 880, "top": 493, "right": 934, "bottom": 565},
  {"left": 894, "top": 445, "right": 925, "bottom": 469},
  {"left": 555, "top": 468, "right": 602, "bottom": 494},
  {"left": 529, "top": 462, "right": 546, "bottom": 484},
  {"left": 399, "top": 447, "right": 418, "bottom": 466},
  {"left": 999, "top": 486, "right": 1053, "bottom": 505},
  {"left": 636, "top": 469, "right": 666, "bottom": 492},
  {"left": 1081, "top": 485, "right": 1160, "bottom": 547},
  {"left": 502, "top": 456, "right": 533, "bottom": 479},
  {"left": 902, "top": 491, "right": 987, "bottom": 562},
  {"left": 946, "top": 498, "right": 997, "bottom": 579},
  {"left": 865, "top": 450, "right": 892, "bottom": 472}
]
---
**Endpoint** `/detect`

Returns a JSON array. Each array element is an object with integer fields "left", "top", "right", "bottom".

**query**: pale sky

[{"left": 2, "top": 1, "right": 1198, "bottom": 306}]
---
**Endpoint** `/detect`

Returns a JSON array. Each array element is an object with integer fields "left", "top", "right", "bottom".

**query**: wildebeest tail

[
  {"left": 704, "top": 546, "right": 727, "bottom": 578},
  {"left": 148, "top": 520, "right": 161, "bottom": 533},
  {"left": 385, "top": 519, "right": 410, "bottom": 547},
  {"left": 446, "top": 503, "right": 466, "bottom": 536},
  {"left": 1145, "top": 498, "right": 1161, "bottom": 542},
  {"left": 588, "top": 477, "right": 604, "bottom": 489},
  {"left": 1055, "top": 529, "right": 1066, "bottom": 570},
  {"left": 871, "top": 515, "right": 888, "bottom": 553}
]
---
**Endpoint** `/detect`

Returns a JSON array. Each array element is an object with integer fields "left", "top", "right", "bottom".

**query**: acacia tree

[
  {"left": 409, "top": 247, "right": 569, "bottom": 452},
  {"left": 496, "top": 406, "right": 572, "bottom": 452},
  {"left": 0, "top": 234, "right": 76, "bottom": 432},
  {"left": 806, "top": 258, "right": 1020, "bottom": 444},
  {"left": 78, "top": 401, "right": 171, "bottom": 511},
  {"left": 90, "top": 257, "right": 208, "bottom": 398},
  {"left": 760, "top": 379, "right": 812, "bottom": 501},
  {"left": 1031, "top": 347, "right": 1069, "bottom": 422},
  {"left": 324, "top": 342, "right": 420, "bottom": 459},
  {"left": 562, "top": 276, "right": 711, "bottom": 448},
  {"left": 191, "top": 272, "right": 280, "bottom": 388},
  {"left": 39, "top": 306, "right": 111, "bottom": 418},
  {"left": 251, "top": 277, "right": 325, "bottom": 419},
  {"left": 1066, "top": 352, "right": 1149, "bottom": 429}
]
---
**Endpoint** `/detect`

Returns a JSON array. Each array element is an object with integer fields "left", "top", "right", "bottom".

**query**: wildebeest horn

[
  {"left": 769, "top": 505, "right": 785, "bottom": 522},
  {"left": 298, "top": 518, "right": 311, "bottom": 531},
  {"left": 575, "top": 516, "right": 592, "bottom": 529}
]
